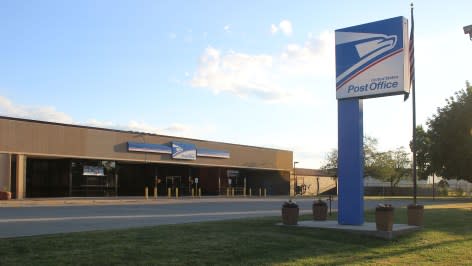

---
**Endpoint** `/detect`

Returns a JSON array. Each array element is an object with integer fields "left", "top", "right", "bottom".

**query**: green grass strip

[{"left": 0, "top": 204, "right": 471, "bottom": 265}]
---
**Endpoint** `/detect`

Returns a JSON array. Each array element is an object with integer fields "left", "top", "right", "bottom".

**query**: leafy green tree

[
  {"left": 320, "top": 136, "right": 411, "bottom": 194},
  {"left": 427, "top": 82, "right": 472, "bottom": 181},
  {"left": 363, "top": 136, "right": 379, "bottom": 177},
  {"left": 320, "top": 135, "right": 381, "bottom": 176},
  {"left": 320, "top": 149, "right": 338, "bottom": 174},
  {"left": 320, "top": 136, "right": 378, "bottom": 171},
  {"left": 368, "top": 151, "right": 395, "bottom": 180},
  {"left": 391, "top": 147, "right": 412, "bottom": 189},
  {"left": 410, "top": 125, "right": 432, "bottom": 180},
  {"left": 369, "top": 147, "right": 411, "bottom": 195}
]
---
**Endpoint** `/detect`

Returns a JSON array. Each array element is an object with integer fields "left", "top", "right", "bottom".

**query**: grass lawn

[{"left": 0, "top": 203, "right": 471, "bottom": 265}]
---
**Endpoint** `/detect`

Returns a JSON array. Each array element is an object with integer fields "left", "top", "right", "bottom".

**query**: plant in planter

[
  {"left": 312, "top": 199, "right": 328, "bottom": 221},
  {"left": 0, "top": 187, "right": 12, "bottom": 200},
  {"left": 281, "top": 199, "right": 299, "bottom": 225},
  {"left": 407, "top": 204, "right": 424, "bottom": 226},
  {"left": 375, "top": 204, "right": 394, "bottom": 231}
]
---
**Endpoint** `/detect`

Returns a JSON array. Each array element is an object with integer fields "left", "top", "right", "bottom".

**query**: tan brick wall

[
  {"left": 0, "top": 153, "right": 11, "bottom": 191},
  {"left": 0, "top": 117, "right": 292, "bottom": 171}
]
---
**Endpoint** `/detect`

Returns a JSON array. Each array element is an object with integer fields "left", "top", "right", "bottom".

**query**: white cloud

[
  {"left": 279, "top": 31, "right": 334, "bottom": 76},
  {"left": 191, "top": 47, "right": 295, "bottom": 103},
  {"left": 126, "top": 120, "right": 164, "bottom": 134},
  {"left": 270, "top": 20, "right": 292, "bottom": 36},
  {"left": 279, "top": 20, "right": 292, "bottom": 36},
  {"left": 84, "top": 119, "right": 115, "bottom": 128},
  {"left": 125, "top": 121, "right": 194, "bottom": 136},
  {"left": 191, "top": 31, "right": 334, "bottom": 103},
  {"left": 224, "top": 25, "right": 231, "bottom": 33},
  {"left": 0, "top": 95, "right": 205, "bottom": 139},
  {"left": 0, "top": 96, "right": 73, "bottom": 124}
]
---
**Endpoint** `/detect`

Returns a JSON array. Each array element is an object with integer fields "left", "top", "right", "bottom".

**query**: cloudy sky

[{"left": 1, "top": 0, "right": 471, "bottom": 168}]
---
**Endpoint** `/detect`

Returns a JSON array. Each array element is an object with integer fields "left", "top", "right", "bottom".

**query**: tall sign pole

[
  {"left": 338, "top": 99, "right": 364, "bottom": 225},
  {"left": 410, "top": 3, "right": 417, "bottom": 205},
  {"left": 335, "top": 16, "right": 410, "bottom": 225}
]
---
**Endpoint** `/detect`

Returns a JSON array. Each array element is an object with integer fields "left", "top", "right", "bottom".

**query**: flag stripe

[{"left": 409, "top": 6, "right": 415, "bottom": 86}]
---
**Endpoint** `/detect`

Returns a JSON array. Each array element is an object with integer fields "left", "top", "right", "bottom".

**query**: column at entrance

[
  {"left": 16, "top": 154, "right": 27, "bottom": 199},
  {"left": 0, "top": 153, "right": 11, "bottom": 192}
]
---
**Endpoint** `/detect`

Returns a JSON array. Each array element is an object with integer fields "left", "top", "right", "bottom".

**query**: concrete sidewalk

[
  {"left": 292, "top": 220, "right": 421, "bottom": 240},
  {"left": 0, "top": 196, "right": 296, "bottom": 207}
]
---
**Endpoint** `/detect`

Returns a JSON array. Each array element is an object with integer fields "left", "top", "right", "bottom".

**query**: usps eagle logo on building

[
  {"left": 335, "top": 16, "right": 410, "bottom": 99},
  {"left": 172, "top": 141, "right": 197, "bottom": 160}
]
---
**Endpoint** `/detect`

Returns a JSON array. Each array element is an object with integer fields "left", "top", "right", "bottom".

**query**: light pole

[
  {"left": 293, "top": 161, "right": 299, "bottom": 196},
  {"left": 464, "top": 25, "right": 472, "bottom": 41}
]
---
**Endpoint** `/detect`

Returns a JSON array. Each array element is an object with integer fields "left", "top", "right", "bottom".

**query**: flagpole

[{"left": 411, "top": 3, "right": 417, "bottom": 205}]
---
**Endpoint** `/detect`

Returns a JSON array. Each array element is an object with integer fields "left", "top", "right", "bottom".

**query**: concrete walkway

[{"left": 293, "top": 220, "right": 421, "bottom": 240}]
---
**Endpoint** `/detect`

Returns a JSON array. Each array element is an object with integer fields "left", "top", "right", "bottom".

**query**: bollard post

[
  {"left": 227, "top": 187, "right": 230, "bottom": 197},
  {"left": 168, "top": 187, "right": 171, "bottom": 198},
  {"left": 154, "top": 186, "right": 157, "bottom": 199},
  {"left": 176, "top": 188, "right": 179, "bottom": 199},
  {"left": 244, "top": 177, "right": 247, "bottom": 197},
  {"left": 249, "top": 188, "right": 252, "bottom": 197},
  {"left": 329, "top": 195, "right": 332, "bottom": 216},
  {"left": 232, "top": 188, "right": 235, "bottom": 197},
  {"left": 264, "top": 188, "right": 267, "bottom": 197},
  {"left": 198, "top": 188, "right": 202, "bottom": 197},
  {"left": 259, "top": 188, "right": 262, "bottom": 197},
  {"left": 192, "top": 188, "right": 195, "bottom": 198},
  {"left": 145, "top": 186, "right": 148, "bottom": 200}
]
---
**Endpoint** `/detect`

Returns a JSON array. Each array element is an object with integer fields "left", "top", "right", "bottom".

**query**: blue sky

[{"left": 1, "top": 0, "right": 471, "bottom": 168}]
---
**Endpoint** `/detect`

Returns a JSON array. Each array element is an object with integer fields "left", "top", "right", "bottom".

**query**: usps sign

[
  {"left": 172, "top": 142, "right": 197, "bottom": 160},
  {"left": 336, "top": 16, "right": 409, "bottom": 99}
]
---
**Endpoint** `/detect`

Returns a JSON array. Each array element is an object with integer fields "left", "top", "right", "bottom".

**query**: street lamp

[
  {"left": 464, "top": 25, "right": 472, "bottom": 41},
  {"left": 293, "top": 161, "right": 299, "bottom": 196}
]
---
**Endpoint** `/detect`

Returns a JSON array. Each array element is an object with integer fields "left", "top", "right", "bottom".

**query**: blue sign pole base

[{"left": 338, "top": 98, "right": 364, "bottom": 225}]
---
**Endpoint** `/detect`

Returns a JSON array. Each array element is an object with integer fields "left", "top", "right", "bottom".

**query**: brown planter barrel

[
  {"left": 312, "top": 201, "right": 328, "bottom": 221},
  {"left": 407, "top": 204, "right": 424, "bottom": 226},
  {"left": 0, "top": 191, "right": 12, "bottom": 200},
  {"left": 282, "top": 207, "right": 299, "bottom": 225},
  {"left": 376, "top": 206, "right": 394, "bottom": 231}
]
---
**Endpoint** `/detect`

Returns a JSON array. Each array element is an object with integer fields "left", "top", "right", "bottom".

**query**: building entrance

[{"left": 165, "top": 176, "right": 181, "bottom": 196}]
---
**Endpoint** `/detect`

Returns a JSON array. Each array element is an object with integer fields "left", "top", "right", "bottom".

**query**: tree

[
  {"left": 363, "top": 136, "right": 379, "bottom": 177},
  {"left": 410, "top": 125, "right": 432, "bottom": 180},
  {"left": 391, "top": 147, "right": 412, "bottom": 189},
  {"left": 320, "top": 135, "right": 380, "bottom": 176},
  {"left": 427, "top": 82, "right": 472, "bottom": 181},
  {"left": 369, "top": 147, "right": 411, "bottom": 195},
  {"left": 320, "top": 137, "right": 411, "bottom": 194},
  {"left": 320, "top": 149, "right": 338, "bottom": 174}
]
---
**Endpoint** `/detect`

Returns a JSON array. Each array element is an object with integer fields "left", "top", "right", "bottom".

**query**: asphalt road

[{"left": 0, "top": 197, "right": 466, "bottom": 238}]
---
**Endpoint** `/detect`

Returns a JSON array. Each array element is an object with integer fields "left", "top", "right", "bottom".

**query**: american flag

[
  {"left": 405, "top": 5, "right": 415, "bottom": 101},
  {"left": 409, "top": 6, "right": 415, "bottom": 86}
]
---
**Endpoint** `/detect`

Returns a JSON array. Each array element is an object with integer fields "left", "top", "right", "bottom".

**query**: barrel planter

[
  {"left": 281, "top": 200, "right": 299, "bottom": 225},
  {"left": 407, "top": 204, "right": 424, "bottom": 226},
  {"left": 0, "top": 191, "right": 12, "bottom": 200},
  {"left": 375, "top": 204, "right": 394, "bottom": 231},
  {"left": 312, "top": 200, "right": 328, "bottom": 221}
]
